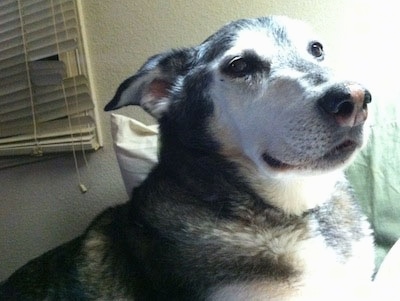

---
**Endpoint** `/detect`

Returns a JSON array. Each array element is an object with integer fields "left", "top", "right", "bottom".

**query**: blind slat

[
  {"left": 0, "top": 44, "right": 24, "bottom": 61},
  {"left": 0, "top": 88, "right": 31, "bottom": 105},
  {"left": 24, "top": 12, "right": 76, "bottom": 34},
  {"left": 0, "top": 138, "right": 100, "bottom": 156},
  {"left": 1, "top": 133, "right": 97, "bottom": 149},
  {"left": 26, "top": 26, "right": 77, "bottom": 44},
  {"left": 0, "top": 1, "right": 18, "bottom": 16},
  {"left": 0, "top": 37, "right": 77, "bottom": 62},
  {"left": 0, "top": 27, "right": 22, "bottom": 44},
  {"left": 28, "top": 38, "right": 77, "bottom": 61},
  {"left": 22, "top": 0, "right": 72, "bottom": 16},
  {"left": 0, "top": 62, "right": 26, "bottom": 80},
  {"left": 28, "top": 36, "right": 77, "bottom": 55},
  {"left": 0, "top": 89, "right": 93, "bottom": 124},
  {"left": 0, "top": 71, "right": 28, "bottom": 87},
  {"left": 0, "top": 7, "right": 19, "bottom": 25},
  {"left": 0, "top": 93, "right": 94, "bottom": 136},
  {"left": 0, "top": 27, "right": 80, "bottom": 55},
  {"left": 0, "top": 35, "right": 23, "bottom": 53},
  {"left": 0, "top": 53, "right": 25, "bottom": 70},
  {"left": 0, "top": 75, "right": 89, "bottom": 109},
  {"left": 0, "top": 0, "right": 17, "bottom": 7},
  {"left": 0, "top": 116, "right": 95, "bottom": 142},
  {"left": 0, "top": 77, "right": 29, "bottom": 96},
  {"left": 0, "top": 19, "right": 21, "bottom": 35}
]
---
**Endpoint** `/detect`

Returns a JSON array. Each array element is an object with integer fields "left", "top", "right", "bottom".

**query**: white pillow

[
  {"left": 373, "top": 238, "right": 400, "bottom": 298},
  {"left": 375, "top": 238, "right": 400, "bottom": 283},
  {"left": 111, "top": 113, "right": 159, "bottom": 197}
]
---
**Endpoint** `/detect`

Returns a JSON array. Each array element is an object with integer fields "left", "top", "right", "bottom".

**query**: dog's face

[
  {"left": 105, "top": 16, "right": 371, "bottom": 178},
  {"left": 206, "top": 17, "right": 371, "bottom": 175}
]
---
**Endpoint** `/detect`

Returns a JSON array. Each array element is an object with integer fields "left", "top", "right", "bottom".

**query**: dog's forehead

[{"left": 201, "top": 16, "right": 319, "bottom": 61}]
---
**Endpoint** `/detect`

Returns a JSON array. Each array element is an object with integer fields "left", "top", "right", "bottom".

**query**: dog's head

[{"left": 105, "top": 16, "right": 371, "bottom": 177}]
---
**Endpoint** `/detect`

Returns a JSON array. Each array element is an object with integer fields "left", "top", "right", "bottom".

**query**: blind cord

[
  {"left": 51, "top": 0, "right": 87, "bottom": 193},
  {"left": 17, "top": 0, "right": 42, "bottom": 156}
]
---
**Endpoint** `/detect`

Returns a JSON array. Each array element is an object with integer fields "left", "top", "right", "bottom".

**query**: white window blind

[{"left": 0, "top": 0, "right": 100, "bottom": 156}]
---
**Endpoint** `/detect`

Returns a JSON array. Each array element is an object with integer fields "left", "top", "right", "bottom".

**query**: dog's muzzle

[{"left": 318, "top": 83, "right": 372, "bottom": 127}]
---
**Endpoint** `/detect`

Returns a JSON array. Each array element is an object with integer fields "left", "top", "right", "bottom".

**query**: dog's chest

[{"left": 207, "top": 215, "right": 374, "bottom": 301}]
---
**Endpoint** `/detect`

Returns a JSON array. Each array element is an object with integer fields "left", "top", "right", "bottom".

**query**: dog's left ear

[{"left": 104, "top": 48, "right": 195, "bottom": 119}]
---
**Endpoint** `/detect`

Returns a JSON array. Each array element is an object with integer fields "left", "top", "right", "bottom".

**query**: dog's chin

[{"left": 262, "top": 139, "right": 359, "bottom": 172}]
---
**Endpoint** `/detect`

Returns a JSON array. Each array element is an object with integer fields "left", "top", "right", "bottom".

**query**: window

[{"left": 0, "top": 0, "right": 100, "bottom": 157}]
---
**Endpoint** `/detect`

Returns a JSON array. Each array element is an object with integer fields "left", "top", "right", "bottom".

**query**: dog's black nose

[{"left": 318, "top": 84, "right": 371, "bottom": 127}]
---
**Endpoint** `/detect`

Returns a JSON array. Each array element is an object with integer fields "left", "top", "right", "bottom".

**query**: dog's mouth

[
  {"left": 262, "top": 153, "right": 292, "bottom": 170},
  {"left": 262, "top": 139, "right": 358, "bottom": 170},
  {"left": 323, "top": 139, "right": 358, "bottom": 159}
]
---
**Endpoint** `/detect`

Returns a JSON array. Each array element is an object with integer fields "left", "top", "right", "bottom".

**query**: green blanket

[{"left": 346, "top": 117, "right": 400, "bottom": 271}]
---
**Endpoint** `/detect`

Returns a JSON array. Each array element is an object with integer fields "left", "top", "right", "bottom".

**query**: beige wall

[{"left": 1, "top": 0, "right": 399, "bottom": 281}]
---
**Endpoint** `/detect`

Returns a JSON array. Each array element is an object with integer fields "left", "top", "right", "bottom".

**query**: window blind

[{"left": 0, "top": 0, "right": 99, "bottom": 156}]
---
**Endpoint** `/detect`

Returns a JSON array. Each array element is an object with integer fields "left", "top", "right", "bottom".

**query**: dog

[{"left": 1, "top": 16, "right": 374, "bottom": 300}]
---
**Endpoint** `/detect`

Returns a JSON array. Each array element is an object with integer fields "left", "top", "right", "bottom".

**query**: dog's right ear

[{"left": 104, "top": 48, "right": 195, "bottom": 119}]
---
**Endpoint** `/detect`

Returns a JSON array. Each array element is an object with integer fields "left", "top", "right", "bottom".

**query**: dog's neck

[
  {"left": 214, "top": 148, "right": 345, "bottom": 216},
  {"left": 159, "top": 141, "right": 343, "bottom": 216},
  {"left": 249, "top": 169, "right": 344, "bottom": 216}
]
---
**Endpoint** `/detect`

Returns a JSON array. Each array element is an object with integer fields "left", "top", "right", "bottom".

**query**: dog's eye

[
  {"left": 221, "top": 52, "right": 269, "bottom": 78},
  {"left": 309, "top": 42, "right": 324, "bottom": 58},
  {"left": 225, "top": 57, "right": 250, "bottom": 76}
]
